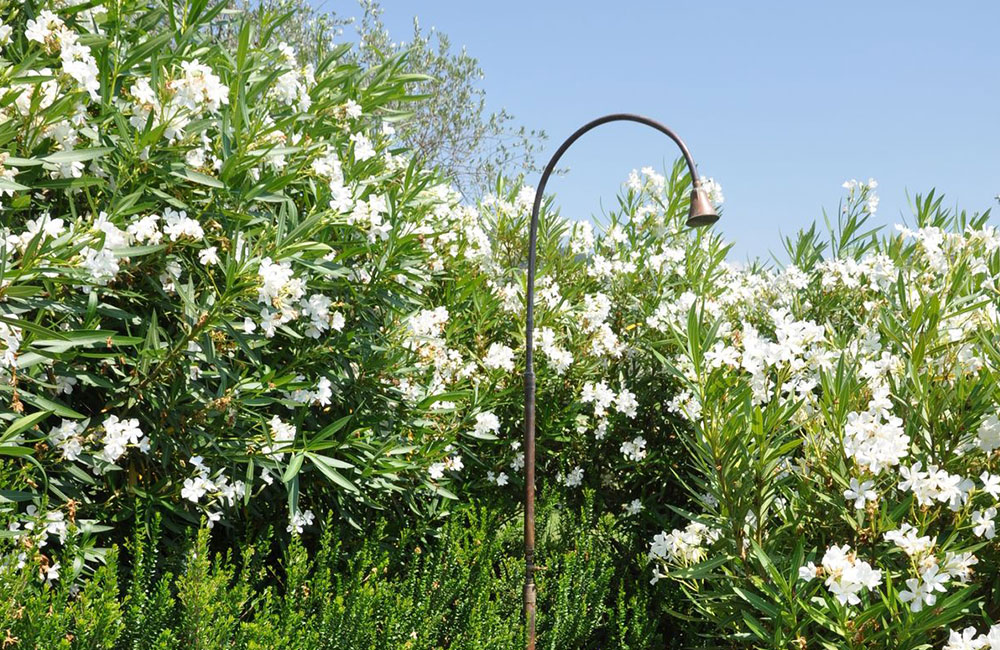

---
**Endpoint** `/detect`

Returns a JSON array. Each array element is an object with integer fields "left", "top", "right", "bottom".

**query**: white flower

[
  {"left": 843, "top": 477, "right": 877, "bottom": 510},
  {"left": 650, "top": 522, "right": 713, "bottom": 565},
  {"left": 625, "top": 499, "right": 643, "bottom": 515},
  {"left": 473, "top": 411, "right": 500, "bottom": 438},
  {"left": 299, "top": 294, "right": 337, "bottom": 338},
  {"left": 287, "top": 509, "right": 315, "bottom": 535},
  {"left": 885, "top": 522, "right": 934, "bottom": 557},
  {"left": 982, "top": 472, "right": 1000, "bottom": 500},
  {"left": 162, "top": 208, "right": 204, "bottom": 241},
  {"left": 798, "top": 561, "right": 819, "bottom": 582},
  {"left": 698, "top": 177, "right": 724, "bottom": 205},
  {"left": 620, "top": 436, "right": 647, "bottom": 462},
  {"left": 80, "top": 246, "right": 120, "bottom": 286},
  {"left": 943, "top": 627, "right": 987, "bottom": 650},
  {"left": 818, "top": 544, "right": 882, "bottom": 606},
  {"left": 128, "top": 214, "right": 162, "bottom": 244},
  {"left": 428, "top": 462, "right": 446, "bottom": 480},
  {"left": 42, "top": 562, "right": 60, "bottom": 584},
  {"left": 172, "top": 60, "right": 229, "bottom": 112},
  {"left": 313, "top": 377, "right": 333, "bottom": 406},
  {"left": 343, "top": 99, "right": 362, "bottom": 119},
  {"left": 536, "top": 327, "right": 572, "bottom": 374},
  {"left": 257, "top": 257, "right": 305, "bottom": 313},
  {"left": 843, "top": 408, "right": 909, "bottom": 475},
  {"left": 198, "top": 246, "right": 219, "bottom": 266},
  {"left": 49, "top": 420, "right": 84, "bottom": 461},
  {"left": 263, "top": 416, "right": 296, "bottom": 459},
  {"left": 181, "top": 476, "right": 212, "bottom": 503},
  {"left": 484, "top": 342, "right": 516, "bottom": 372},
  {"left": 978, "top": 414, "right": 1000, "bottom": 453},
  {"left": 25, "top": 11, "right": 64, "bottom": 45},
  {"left": 350, "top": 133, "right": 376, "bottom": 161},
  {"left": 898, "top": 564, "right": 949, "bottom": 612},
  {"left": 98, "top": 415, "right": 144, "bottom": 464},
  {"left": 972, "top": 507, "right": 997, "bottom": 539},
  {"left": 488, "top": 470, "right": 509, "bottom": 487},
  {"left": 569, "top": 221, "right": 594, "bottom": 255},
  {"left": 563, "top": 466, "right": 584, "bottom": 488},
  {"left": 615, "top": 388, "right": 638, "bottom": 418},
  {"left": 581, "top": 381, "right": 616, "bottom": 418}
]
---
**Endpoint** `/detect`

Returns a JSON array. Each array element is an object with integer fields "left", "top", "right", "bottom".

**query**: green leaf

[
  {"left": 2, "top": 410, "right": 52, "bottom": 443},
  {"left": 308, "top": 453, "right": 359, "bottom": 493},
  {"left": 42, "top": 147, "right": 115, "bottom": 164},
  {"left": 172, "top": 168, "right": 225, "bottom": 188},
  {"left": 282, "top": 453, "right": 304, "bottom": 483}
]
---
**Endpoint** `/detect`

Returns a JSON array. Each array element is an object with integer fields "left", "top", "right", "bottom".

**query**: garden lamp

[{"left": 522, "top": 113, "right": 718, "bottom": 649}]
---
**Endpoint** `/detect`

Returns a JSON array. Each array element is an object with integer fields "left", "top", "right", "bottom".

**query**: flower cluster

[{"left": 799, "top": 544, "right": 883, "bottom": 606}]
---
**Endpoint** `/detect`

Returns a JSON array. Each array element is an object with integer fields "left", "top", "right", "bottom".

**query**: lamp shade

[{"left": 686, "top": 187, "right": 719, "bottom": 227}]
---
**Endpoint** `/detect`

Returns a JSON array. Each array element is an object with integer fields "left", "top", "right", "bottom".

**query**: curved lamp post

[{"left": 522, "top": 113, "right": 718, "bottom": 649}]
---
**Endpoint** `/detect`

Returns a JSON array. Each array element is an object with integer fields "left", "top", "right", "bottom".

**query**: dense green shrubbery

[
  {"left": 0, "top": 0, "right": 719, "bottom": 575},
  {"left": 4, "top": 0, "right": 999, "bottom": 648},
  {"left": 0, "top": 499, "right": 662, "bottom": 649},
  {"left": 648, "top": 188, "right": 1000, "bottom": 649}
]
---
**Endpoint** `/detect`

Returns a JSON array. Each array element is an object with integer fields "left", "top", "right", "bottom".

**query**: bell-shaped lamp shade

[{"left": 686, "top": 187, "right": 719, "bottom": 227}]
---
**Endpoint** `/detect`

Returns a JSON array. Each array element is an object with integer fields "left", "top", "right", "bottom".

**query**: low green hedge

[{"left": 0, "top": 498, "right": 671, "bottom": 649}]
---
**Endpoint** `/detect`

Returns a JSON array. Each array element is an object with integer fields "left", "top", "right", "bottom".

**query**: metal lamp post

[{"left": 522, "top": 113, "right": 719, "bottom": 649}]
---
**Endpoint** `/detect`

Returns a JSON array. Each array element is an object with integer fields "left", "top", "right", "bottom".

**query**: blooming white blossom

[
  {"left": 484, "top": 342, "right": 516, "bottom": 372},
  {"left": 620, "top": 436, "right": 647, "bottom": 462},
  {"left": 981, "top": 472, "right": 1000, "bottom": 500},
  {"left": 898, "top": 563, "right": 949, "bottom": 612},
  {"left": 263, "top": 415, "right": 296, "bottom": 459},
  {"left": 562, "top": 466, "right": 584, "bottom": 488},
  {"left": 977, "top": 414, "right": 1000, "bottom": 453},
  {"left": 181, "top": 476, "right": 213, "bottom": 503},
  {"left": 473, "top": 411, "right": 500, "bottom": 439},
  {"left": 98, "top": 415, "right": 144, "bottom": 464},
  {"left": 972, "top": 507, "right": 997, "bottom": 539},
  {"left": 198, "top": 246, "right": 219, "bottom": 266},
  {"left": 80, "top": 246, "right": 120, "bottom": 286},
  {"left": 843, "top": 477, "right": 877, "bottom": 510},
  {"left": 843, "top": 406, "right": 909, "bottom": 475},
  {"left": 650, "top": 521, "right": 716, "bottom": 569},
  {"left": 884, "top": 523, "right": 935, "bottom": 557},
  {"left": 49, "top": 420, "right": 84, "bottom": 461},
  {"left": 625, "top": 499, "right": 643, "bottom": 515},
  {"left": 287, "top": 509, "right": 315, "bottom": 535},
  {"left": 812, "top": 544, "right": 883, "bottom": 606},
  {"left": 350, "top": 133, "right": 376, "bottom": 161},
  {"left": 162, "top": 208, "right": 205, "bottom": 241},
  {"left": 581, "top": 381, "right": 616, "bottom": 418}
]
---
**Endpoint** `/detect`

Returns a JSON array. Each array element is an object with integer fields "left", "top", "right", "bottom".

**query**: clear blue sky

[{"left": 320, "top": 1, "right": 1000, "bottom": 261}]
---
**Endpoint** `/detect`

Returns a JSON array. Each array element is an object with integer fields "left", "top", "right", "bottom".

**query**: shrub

[
  {"left": 0, "top": 0, "right": 728, "bottom": 582},
  {"left": 0, "top": 0, "right": 557, "bottom": 561},
  {"left": 1, "top": 499, "right": 662, "bottom": 649},
  {"left": 649, "top": 186, "right": 1000, "bottom": 649}
]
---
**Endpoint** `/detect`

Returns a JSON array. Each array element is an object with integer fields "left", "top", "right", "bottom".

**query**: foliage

[
  {"left": 649, "top": 184, "right": 1000, "bottom": 649},
  {"left": 0, "top": 0, "right": 728, "bottom": 586},
  {"left": 0, "top": 0, "right": 546, "bottom": 561},
  {"left": 0, "top": 499, "right": 663, "bottom": 649},
  {"left": 351, "top": 0, "right": 547, "bottom": 199}
]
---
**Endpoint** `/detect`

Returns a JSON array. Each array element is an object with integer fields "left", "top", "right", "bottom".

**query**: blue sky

[{"left": 320, "top": 1, "right": 1000, "bottom": 261}]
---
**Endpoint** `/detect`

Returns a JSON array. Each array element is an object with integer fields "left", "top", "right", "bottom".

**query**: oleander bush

[
  {"left": 0, "top": 499, "right": 662, "bottom": 649},
  {"left": 0, "top": 0, "right": 723, "bottom": 574},
  {"left": 648, "top": 186, "right": 1000, "bottom": 649}
]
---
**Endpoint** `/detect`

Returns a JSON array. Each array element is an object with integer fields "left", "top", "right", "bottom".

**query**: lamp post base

[{"left": 525, "top": 581, "right": 537, "bottom": 650}]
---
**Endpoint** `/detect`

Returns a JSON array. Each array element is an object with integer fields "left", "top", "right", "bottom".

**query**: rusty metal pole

[{"left": 523, "top": 113, "right": 718, "bottom": 650}]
